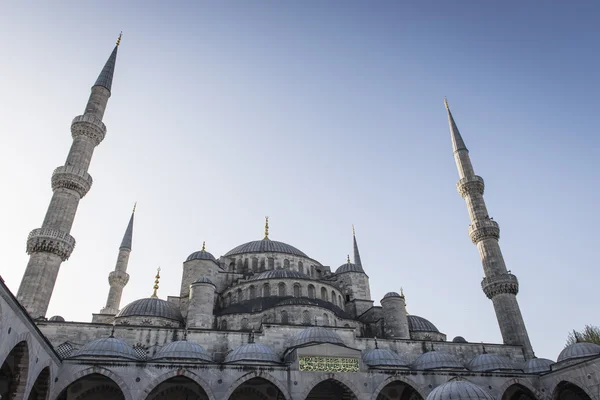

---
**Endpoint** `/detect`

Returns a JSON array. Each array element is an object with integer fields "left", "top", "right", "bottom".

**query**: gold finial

[
  {"left": 151, "top": 267, "right": 161, "bottom": 298},
  {"left": 201, "top": 241, "right": 206, "bottom": 252},
  {"left": 116, "top": 31, "right": 123, "bottom": 47},
  {"left": 264, "top": 216, "right": 269, "bottom": 240},
  {"left": 352, "top": 224, "right": 355, "bottom": 236},
  {"left": 444, "top": 97, "right": 449, "bottom": 110},
  {"left": 132, "top": 202, "right": 137, "bottom": 213},
  {"left": 400, "top": 287, "right": 404, "bottom": 297},
  {"left": 347, "top": 254, "right": 351, "bottom": 264}
]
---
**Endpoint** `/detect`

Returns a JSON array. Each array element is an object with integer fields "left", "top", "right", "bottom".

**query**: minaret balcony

[
  {"left": 456, "top": 175, "right": 485, "bottom": 198},
  {"left": 468, "top": 219, "right": 500, "bottom": 243},
  {"left": 481, "top": 273, "right": 519, "bottom": 299},
  {"left": 26, "top": 228, "right": 76, "bottom": 261},
  {"left": 51, "top": 166, "right": 93, "bottom": 198},
  {"left": 108, "top": 270, "right": 130, "bottom": 287},
  {"left": 71, "top": 114, "right": 106, "bottom": 146}
]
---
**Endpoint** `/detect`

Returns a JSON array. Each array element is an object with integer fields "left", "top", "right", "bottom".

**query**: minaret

[
  {"left": 17, "top": 35, "right": 122, "bottom": 318},
  {"left": 445, "top": 99, "right": 534, "bottom": 359},
  {"left": 352, "top": 224, "right": 362, "bottom": 267},
  {"left": 99, "top": 205, "right": 135, "bottom": 315}
]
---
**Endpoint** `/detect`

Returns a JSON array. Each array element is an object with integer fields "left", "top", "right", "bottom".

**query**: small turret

[
  {"left": 187, "top": 277, "right": 216, "bottom": 329},
  {"left": 380, "top": 290, "right": 410, "bottom": 339},
  {"left": 180, "top": 242, "right": 221, "bottom": 317}
]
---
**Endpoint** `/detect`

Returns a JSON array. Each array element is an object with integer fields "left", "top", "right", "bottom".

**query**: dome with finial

[
  {"left": 383, "top": 292, "right": 402, "bottom": 299},
  {"left": 557, "top": 342, "right": 600, "bottom": 362},
  {"left": 186, "top": 241, "right": 217, "bottom": 262},
  {"left": 335, "top": 256, "right": 364, "bottom": 274},
  {"left": 427, "top": 380, "right": 494, "bottom": 400},
  {"left": 407, "top": 315, "right": 440, "bottom": 333}
]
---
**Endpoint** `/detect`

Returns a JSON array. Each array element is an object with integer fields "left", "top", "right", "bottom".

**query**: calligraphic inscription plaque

[{"left": 299, "top": 357, "right": 359, "bottom": 372}]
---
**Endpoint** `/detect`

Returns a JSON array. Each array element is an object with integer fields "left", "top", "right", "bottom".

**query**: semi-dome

[
  {"left": 49, "top": 315, "right": 65, "bottom": 322},
  {"left": 288, "top": 327, "right": 345, "bottom": 348},
  {"left": 408, "top": 315, "right": 439, "bottom": 333},
  {"left": 453, "top": 336, "right": 468, "bottom": 343},
  {"left": 153, "top": 340, "right": 212, "bottom": 361},
  {"left": 383, "top": 292, "right": 402, "bottom": 299},
  {"left": 335, "top": 262, "right": 364, "bottom": 274},
  {"left": 225, "top": 343, "right": 280, "bottom": 363},
  {"left": 117, "top": 297, "right": 184, "bottom": 323},
  {"left": 467, "top": 354, "right": 516, "bottom": 372},
  {"left": 192, "top": 277, "right": 215, "bottom": 285},
  {"left": 71, "top": 337, "right": 137, "bottom": 360},
  {"left": 363, "top": 348, "right": 409, "bottom": 368},
  {"left": 248, "top": 269, "right": 311, "bottom": 281},
  {"left": 522, "top": 357, "right": 554, "bottom": 374},
  {"left": 186, "top": 250, "right": 217, "bottom": 262},
  {"left": 225, "top": 239, "right": 308, "bottom": 258},
  {"left": 427, "top": 381, "right": 494, "bottom": 400},
  {"left": 413, "top": 351, "right": 464, "bottom": 370},
  {"left": 557, "top": 342, "right": 600, "bottom": 362}
]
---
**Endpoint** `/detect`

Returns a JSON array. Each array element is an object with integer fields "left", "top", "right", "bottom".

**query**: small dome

[
  {"left": 557, "top": 342, "right": 600, "bottom": 362},
  {"left": 153, "top": 340, "right": 212, "bottom": 361},
  {"left": 413, "top": 351, "right": 464, "bottom": 370},
  {"left": 225, "top": 343, "right": 280, "bottom": 363},
  {"left": 248, "top": 269, "right": 311, "bottom": 281},
  {"left": 49, "top": 315, "right": 65, "bottom": 322},
  {"left": 383, "top": 292, "right": 402, "bottom": 299},
  {"left": 467, "top": 354, "right": 516, "bottom": 372},
  {"left": 427, "top": 381, "right": 494, "bottom": 400},
  {"left": 408, "top": 315, "right": 439, "bottom": 333},
  {"left": 186, "top": 250, "right": 217, "bottom": 262},
  {"left": 71, "top": 337, "right": 137, "bottom": 360},
  {"left": 363, "top": 348, "right": 409, "bottom": 368},
  {"left": 192, "top": 277, "right": 215, "bottom": 285},
  {"left": 452, "top": 336, "right": 468, "bottom": 343},
  {"left": 225, "top": 239, "right": 308, "bottom": 258},
  {"left": 335, "top": 262, "right": 364, "bottom": 274},
  {"left": 522, "top": 358, "right": 554, "bottom": 374},
  {"left": 117, "top": 297, "right": 184, "bottom": 323},
  {"left": 288, "top": 327, "right": 345, "bottom": 348}
]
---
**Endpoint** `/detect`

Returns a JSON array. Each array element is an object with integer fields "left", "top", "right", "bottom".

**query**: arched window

[
  {"left": 236, "top": 259, "right": 243, "bottom": 273},
  {"left": 308, "top": 284, "right": 316, "bottom": 299},
  {"left": 293, "top": 283, "right": 301, "bottom": 297},
  {"left": 243, "top": 258, "right": 249, "bottom": 274},
  {"left": 339, "top": 295, "right": 343, "bottom": 306},
  {"left": 302, "top": 310, "right": 311, "bottom": 325},
  {"left": 252, "top": 257, "right": 258, "bottom": 272},
  {"left": 268, "top": 257, "right": 275, "bottom": 269},
  {"left": 321, "top": 287, "right": 328, "bottom": 301},
  {"left": 249, "top": 285, "right": 256, "bottom": 299},
  {"left": 278, "top": 282, "right": 286, "bottom": 296},
  {"left": 263, "top": 283, "right": 270, "bottom": 297},
  {"left": 284, "top": 259, "right": 290, "bottom": 269},
  {"left": 241, "top": 318, "right": 249, "bottom": 330},
  {"left": 281, "top": 310, "right": 289, "bottom": 324},
  {"left": 298, "top": 261, "right": 304, "bottom": 274},
  {"left": 260, "top": 258, "right": 266, "bottom": 271},
  {"left": 331, "top": 291, "right": 336, "bottom": 305},
  {"left": 310, "top": 265, "right": 315, "bottom": 277},
  {"left": 236, "top": 288, "right": 243, "bottom": 302},
  {"left": 323, "top": 313, "right": 329, "bottom": 325},
  {"left": 221, "top": 320, "right": 228, "bottom": 330},
  {"left": 226, "top": 292, "right": 232, "bottom": 306}
]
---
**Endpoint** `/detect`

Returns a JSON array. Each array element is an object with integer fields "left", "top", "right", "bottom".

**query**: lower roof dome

[
  {"left": 71, "top": 337, "right": 137, "bottom": 360},
  {"left": 413, "top": 351, "right": 464, "bottom": 370},
  {"left": 225, "top": 343, "right": 280, "bottom": 364},
  {"left": 557, "top": 342, "right": 600, "bottom": 362},
  {"left": 288, "top": 327, "right": 345, "bottom": 348},
  {"left": 522, "top": 358, "right": 554, "bottom": 374},
  {"left": 427, "top": 381, "right": 494, "bottom": 400},
  {"left": 467, "top": 354, "right": 516, "bottom": 372},
  {"left": 153, "top": 340, "right": 212, "bottom": 361},
  {"left": 363, "top": 348, "right": 409, "bottom": 367},
  {"left": 117, "top": 297, "right": 184, "bottom": 323},
  {"left": 335, "top": 262, "right": 364, "bottom": 274},
  {"left": 408, "top": 315, "right": 439, "bottom": 333},
  {"left": 248, "top": 269, "right": 311, "bottom": 281}
]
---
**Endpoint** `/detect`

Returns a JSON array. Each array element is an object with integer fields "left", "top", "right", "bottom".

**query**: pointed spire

[
  {"left": 374, "top": 336, "right": 379, "bottom": 349},
  {"left": 263, "top": 216, "right": 270, "bottom": 240},
  {"left": 445, "top": 98, "right": 468, "bottom": 153},
  {"left": 119, "top": 204, "right": 135, "bottom": 250},
  {"left": 347, "top": 254, "right": 351, "bottom": 264},
  {"left": 352, "top": 225, "right": 363, "bottom": 267},
  {"left": 94, "top": 33, "right": 121, "bottom": 92},
  {"left": 151, "top": 267, "right": 161, "bottom": 298},
  {"left": 201, "top": 241, "right": 206, "bottom": 252}
]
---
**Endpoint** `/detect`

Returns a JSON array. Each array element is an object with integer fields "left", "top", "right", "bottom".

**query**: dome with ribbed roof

[
  {"left": 363, "top": 348, "right": 409, "bottom": 368},
  {"left": 71, "top": 337, "right": 137, "bottom": 360},
  {"left": 335, "top": 262, "right": 364, "bottom": 274},
  {"left": 117, "top": 297, "right": 184, "bottom": 323},
  {"left": 413, "top": 351, "right": 464, "bottom": 370},
  {"left": 225, "top": 343, "right": 280, "bottom": 364},
  {"left": 288, "top": 327, "right": 345, "bottom": 348},
  {"left": 522, "top": 357, "right": 554, "bottom": 374},
  {"left": 225, "top": 239, "right": 308, "bottom": 258},
  {"left": 153, "top": 340, "right": 212, "bottom": 361},
  {"left": 453, "top": 336, "right": 468, "bottom": 343},
  {"left": 248, "top": 269, "right": 311, "bottom": 281},
  {"left": 427, "top": 381, "right": 494, "bottom": 400},
  {"left": 408, "top": 315, "right": 439, "bottom": 333},
  {"left": 467, "top": 354, "right": 516, "bottom": 372},
  {"left": 186, "top": 250, "right": 217, "bottom": 262},
  {"left": 383, "top": 292, "right": 402, "bottom": 299},
  {"left": 557, "top": 342, "right": 600, "bottom": 362},
  {"left": 49, "top": 315, "right": 65, "bottom": 322},
  {"left": 192, "top": 277, "right": 215, "bottom": 285}
]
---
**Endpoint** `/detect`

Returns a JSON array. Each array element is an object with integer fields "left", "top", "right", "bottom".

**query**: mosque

[{"left": 1, "top": 36, "right": 599, "bottom": 400}]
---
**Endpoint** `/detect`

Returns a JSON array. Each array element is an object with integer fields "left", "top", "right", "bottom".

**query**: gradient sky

[{"left": 1, "top": 1, "right": 598, "bottom": 361}]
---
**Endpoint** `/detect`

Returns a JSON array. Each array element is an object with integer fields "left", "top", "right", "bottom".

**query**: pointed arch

[
  {"left": 552, "top": 380, "right": 594, "bottom": 400},
  {"left": 26, "top": 366, "right": 51, "bottom": 400},
  {"left": 0, "top": 339, "right": 30, "bottom": 400},
  {"left": 51, "top": 366, "right": 133, "bottom": 400},
  {"left": 302, "top": 375, "right": 361, "bottom": 400},
  {"left": 499, "top": 379, "right": 542, "bottom": 400},
  {"left": 142, "top": 369, "right": 215, "bottom": 400},
  {"left": 371, "top": 375, "right": 427, "bottom": 400},
  {"left": 223, "top": 371, "right": 290, "bottom": 400}
]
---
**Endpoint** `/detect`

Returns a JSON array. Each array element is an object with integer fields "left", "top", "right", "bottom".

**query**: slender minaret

[
  {"left": 17, "top": 35, "right": 122, "bottom": 318},
  {"left": 352, "top": 224, "right": 362, "bottom": 267},
  {"left": 99, "top": 205, "right": 135, "bottom": 315},
  {"left": 445, "top": 99, "right": 534, "bottom": 359}
]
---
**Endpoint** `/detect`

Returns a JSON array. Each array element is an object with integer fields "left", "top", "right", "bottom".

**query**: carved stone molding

[
  {"left": 51, "top": 166, "right": 93, "bottom": 197},
  {"left": 108, "top": 270, "right": 130, "bottom": 287},
  {"left": 26, "top": 228, "right": 76, "bottom": 261},
  {"left": 71, "top": 114, "right": 106, "bottom": 146},
  {"left": 468, "top": 219, "right": 500, "bottom": 243},
  {"left": 481, "top": 273, "right": 519, "bottom": 299},
  {"left": 456, "top": 175, "right": 485, "bottom": 198}
]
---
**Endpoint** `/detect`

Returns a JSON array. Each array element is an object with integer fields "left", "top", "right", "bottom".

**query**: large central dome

[{"left": 225, "top": 239, "right": 308, "bottom": 258}]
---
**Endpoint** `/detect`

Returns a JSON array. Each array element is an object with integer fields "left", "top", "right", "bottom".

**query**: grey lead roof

[
  {"left": 71, "top": 337, "right": 138, "bottom": 360},
  {"left": 557, "top": 342, "right": 600, "bottom": 362},
  {"left": 407, "top": 315, "right": 440, "bottom": 333},
  {"left": 467, "top": 354, "right": 516, "bottom": 372},
  {"left": 248, "top": 269, "right": 311, "bottom": 281},
  {"left": 153, "top": 340, "right": 212, "bottom": 361},
  {"left": 224, "top": 239, "right": 308, "bottom": 258},
  {"left": 94, "top": 45, "right": 118, "bottom": 92},
  {"left": 522, "top": 357, "right": 554, "bottom": 374},
  {"left": 186, "top": 250, "right": 217, "bottom": 262},
  {"left": 287, "top": 327, "right": 345, "bottom": 349},
  {"left": 362, "top": 348, "right": 409, "bottom": 368},
  {"left": 225, "top": 343, "right": 280, "bottom": 364},
  {"left": 116, "top": 297, "right": 184, "bottom": 323},
  {"left": 427, "top": 381, "right": 494, "bottom": 400},
  {"left": 335, "top": 262, "right": 364, "bottom": 274},
  {"left": 445, "top": 100, "right": 468, "bottom": 153},
  {"left": 120, "top": 211, "right": 134, "bottom": 250},
  {"left": 412, "top": 351, "right": 464, "bottom": 370},
  {"left": 353, "top": 232, "right": 362, "bottom": 267}
]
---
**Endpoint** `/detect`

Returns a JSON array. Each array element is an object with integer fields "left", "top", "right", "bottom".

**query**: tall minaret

[
  {"left": 17, "top": 35, "right": 122, "bottom": 318},
  {"left": 352, "top": 224, "right": 362, "bottom": 267},
  {"left": 445, "top": 99, "right": 534, "bottom": 359},
  {"left": 99, "top": 205, "right": 135, "bottom": 315}
]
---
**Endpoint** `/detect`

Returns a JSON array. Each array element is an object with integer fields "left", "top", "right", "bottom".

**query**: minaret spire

[
  {"left": 445, "top": 99, "right": 534, "bottom": 359},
  {"left": 352, "top": 225, "right": 363, "bottom": 267},
  {"left": 96, "top": 206, "right": 135, "bottom": 319},
  {"left": 263, "top": 216, "right": 270, "bottom": 240},
  {"left": 17, "top": 37, "right": 121, "bottom": 318}
]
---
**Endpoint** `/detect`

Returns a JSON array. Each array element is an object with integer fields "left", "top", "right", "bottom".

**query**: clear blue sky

[{"left": 0, "top": 1, "right": 598, "bottom": 361}]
